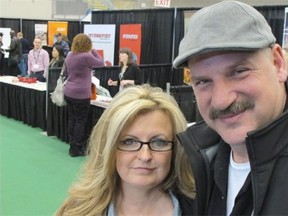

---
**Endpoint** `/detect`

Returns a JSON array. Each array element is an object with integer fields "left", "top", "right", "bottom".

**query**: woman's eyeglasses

[{"left": 118, "top": 139, "right": 174, "bottom": 152}]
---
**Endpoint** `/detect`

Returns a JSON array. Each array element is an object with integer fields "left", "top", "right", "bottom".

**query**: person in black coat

[
  {"left": 49, "top": 45, "right": 65, "bottom": 68},
  {"left": 107, "top": 47, "right": 142, "bottom": 91},
  {"left": 173, "top": 1, "right": 288, "bottom": 215},
  {"left": 6, "top": 30, "right": 21, "bottom": 76},
  {"left": 17, "top": 32, "right": 30, "bottom": 76}
]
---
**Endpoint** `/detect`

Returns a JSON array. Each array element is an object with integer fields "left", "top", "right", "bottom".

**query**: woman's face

[
  {"left": 52, "top": 47, "right": 60, "bottom": 58},
  {"left": 116, "top": 110, "right": 173, "bottom": 191},
  {"left": 119, "top": 52, "right": 129, "bottom": 64}
]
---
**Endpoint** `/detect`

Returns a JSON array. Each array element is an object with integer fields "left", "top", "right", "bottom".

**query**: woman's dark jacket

[
  {"left": 117, "top": 63, "right": 142, "bottom": 86},
  {"left": 49, "top": 56, "right": 65, "bottom": 68}
]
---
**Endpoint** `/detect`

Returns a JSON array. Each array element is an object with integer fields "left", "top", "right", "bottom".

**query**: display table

[
  {"left": 90, "top": 95, "right": 111, "bottom": 109},
  {"left": 0, "top": 76, "right": 47, "bottom": 130},
  {"left": 0, "top": 74, "right": 112, "bottom": 144}
]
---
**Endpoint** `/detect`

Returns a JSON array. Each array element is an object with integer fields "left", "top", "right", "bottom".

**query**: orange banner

[
  {"left": 119, "top": 24, "right": 142, "bottom": 64},
  {"left": 47, "top": 21, "right": 68, "bottom": 46}
]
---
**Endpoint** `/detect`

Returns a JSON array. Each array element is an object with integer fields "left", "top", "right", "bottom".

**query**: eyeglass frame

[{"left": 117, "top": 139, "right": 174, "bottom": 152}]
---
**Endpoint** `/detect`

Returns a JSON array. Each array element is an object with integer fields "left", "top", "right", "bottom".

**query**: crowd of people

[
  {"left": 0, "top": 30, "right": 144, "bottom": 85},
  {"left": 2, "top": 0, "right": 288, "bottom": 215},
  {"left": 56, "top": 0, "right": 288, "bottom": 215},
  {"left": 0, "top": 31, "right": 68, "bottom": 79},
  {"left": 0, "top": 29, "right": 143, "bottom": 158}
]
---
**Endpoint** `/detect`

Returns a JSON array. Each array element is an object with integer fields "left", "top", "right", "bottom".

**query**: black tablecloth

[
  {"left": 46, "top": 68, "right": 106, "bottom": 143},
  {"left": 0, "top": 81, "right": 46, "bottom": 130},
  {"left": 46, "top": 99, "right": 105, "bottom": 143}
]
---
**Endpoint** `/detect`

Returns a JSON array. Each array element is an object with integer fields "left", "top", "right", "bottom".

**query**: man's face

[
  {"left": 188, "top": 48, "right": 287, "bottom": 146},
  {"left": 56, "top": 35, "right": 61, "bottom": 42},
  {"left": 33, "top": 38, "right": 42, "bottom": 49}
]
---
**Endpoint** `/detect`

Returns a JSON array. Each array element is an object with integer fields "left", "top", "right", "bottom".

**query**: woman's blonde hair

[
  {"left": 71, "top": 33, "right": 92, "bottom": 54},
  {"left": 55, "top": 84, "right": 195, "bottom": 216}
]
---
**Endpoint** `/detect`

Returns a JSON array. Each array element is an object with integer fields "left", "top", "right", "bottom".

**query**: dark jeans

[
  {"left": 18, "top": 54, "right": 28, "bottom": 77},
  {"left": 64, "top": 96, "right": 90, "bottom": 146},
  {"left": 18, "top": 57, "right": 27, "bottom": 77},
  {"left": 29, "top": 71, "right": 46, "bottom": 82}
]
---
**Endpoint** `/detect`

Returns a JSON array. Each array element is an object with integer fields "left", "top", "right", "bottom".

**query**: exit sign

[{"left": 154, "top": 0, "right": 171, "bottom": 8}]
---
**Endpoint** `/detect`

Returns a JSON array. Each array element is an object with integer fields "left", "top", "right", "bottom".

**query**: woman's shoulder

[
  {"left": 129, "top": 62, "right": 139, "bottom": 67},
  {"left": 172, "top": 191, "right": 196, "bottom": 216},
  {"left": 128, "top": 62, "right": 140, "bottom": 70},
  {"left": 76, "top": 52, "right": 98, "bottom": 60},
  {"left": 57, "top": 57, "right": 65, "bottom": 66},
  {"left": 66, "top": 52, "right": 88, "bottom": 60},
  {"left": 59, "top": 56, "right": 65, "bottom": 62}
]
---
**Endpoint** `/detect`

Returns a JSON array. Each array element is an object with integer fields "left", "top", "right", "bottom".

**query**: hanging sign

[
  {"left": 154, "top": 0, "right": 171, "bottom": 8},
  {"left": 119, "top": 24, "right": 142, "bottom": 65},
  {"left": 47, "top": 21, "right": 68, "bottom": 46}
]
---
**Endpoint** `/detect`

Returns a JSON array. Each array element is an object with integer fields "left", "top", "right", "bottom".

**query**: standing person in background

[
  {"left": 6, "top": 30, "right": 21, "bottom": 76},
  {"left": 53, "top": 32, "right": 70, "bottom": 57},
  {"left": 17, "top": 32, "right": 30, "bottom": 77},
  {"left": 55, "top": 84, "right": 196, "bottom": 216},
  {"left": 49, "top": 45, "right": 65, "bottom": 69},
  {"left": 173, "top": 1, "right": 288, "bottom": 215},
  {"left": 27, "top": 36, "right": 49, "bottom": 82},
  {"left": 107, "top": 47, "right": 142, "bottom": 91},
  {"left": 64, "top": 33, "right": 104, "bottom": 157},
  {"left": 61, "top": 34, "right": 72, "bottom": 50}
]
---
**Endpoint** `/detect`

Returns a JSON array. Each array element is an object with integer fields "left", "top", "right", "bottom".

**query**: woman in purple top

[{"left": 64, "top": 33, "right": 104, "bottom": 157}]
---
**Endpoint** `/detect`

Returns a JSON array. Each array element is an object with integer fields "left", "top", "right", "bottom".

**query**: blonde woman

[{"left": 56, "top": 84, "right": 196, "bottom": 216}]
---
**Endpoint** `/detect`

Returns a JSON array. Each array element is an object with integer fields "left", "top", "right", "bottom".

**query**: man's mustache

[{"left": 209, "top": 100, "right": 255, "bottom": 120}]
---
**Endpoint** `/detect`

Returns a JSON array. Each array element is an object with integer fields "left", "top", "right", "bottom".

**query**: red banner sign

[{"left": 119, "top": 24, "right": 142, "bottom": 64}]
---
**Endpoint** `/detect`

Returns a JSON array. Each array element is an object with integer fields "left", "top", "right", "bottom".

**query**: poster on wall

[
  {"left": 119, "top": 24, "right": 142, "bottom": 65},
  {"left": 35, "top": 24, "right": 48, "bottom": 46},
  {"left": 47, "top": 21, "right": 68, "bottom": 46},
  {"left": 282, "top": 7, "right": 288, "bottom": 48},
  {"left": 84, "top": 24, "right": 116, "bottom": 66}
]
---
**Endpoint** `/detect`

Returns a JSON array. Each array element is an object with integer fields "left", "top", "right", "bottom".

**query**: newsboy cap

[{"left": 173, "top": 0, "right": 276, "bottom": 68}]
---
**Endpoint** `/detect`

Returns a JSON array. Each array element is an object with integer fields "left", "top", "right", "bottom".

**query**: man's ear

[{"left": 272, "top": 44, "right": 288, "bottom": 82}]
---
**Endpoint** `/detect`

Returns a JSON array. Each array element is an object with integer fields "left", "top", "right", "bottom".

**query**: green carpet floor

[{"left": 0, "top": 115, "right": 85, "bottom": 216}]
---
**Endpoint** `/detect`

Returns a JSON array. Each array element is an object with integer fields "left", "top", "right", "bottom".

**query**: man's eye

[
  {"left": 195, "top": 79, "right": 209, "bottom": 86},
  {"left": 232, "top": 68, "right": 249, "bottom": 76}
]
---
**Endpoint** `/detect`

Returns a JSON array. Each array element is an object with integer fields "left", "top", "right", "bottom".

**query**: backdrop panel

[{"left": 92, "top": 9, "right": 175, "bottom": 65}]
